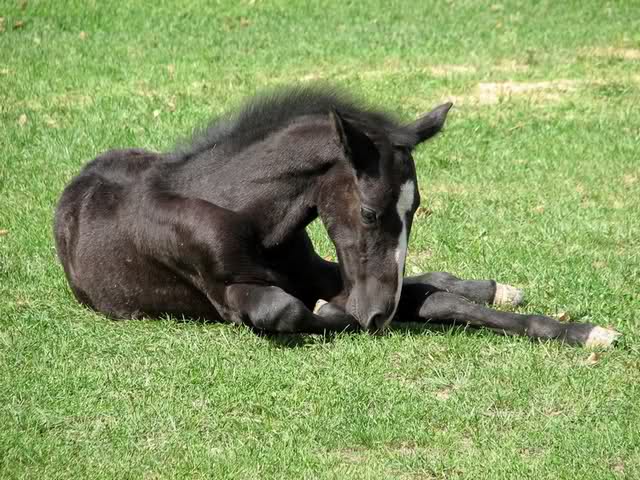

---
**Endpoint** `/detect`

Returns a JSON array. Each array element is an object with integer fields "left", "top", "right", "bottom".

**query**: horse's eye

[{"left": 360, "top": 207, "right": 377, "bottom": 225}]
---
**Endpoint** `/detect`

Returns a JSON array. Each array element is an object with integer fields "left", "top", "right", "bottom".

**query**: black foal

[{"left": 54, "top": 87, "right": 620, "bottom": 347}]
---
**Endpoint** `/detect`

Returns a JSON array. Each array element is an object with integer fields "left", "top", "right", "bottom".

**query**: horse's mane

[{"left": 173, "top": 86, "right": 417, "bottom": 160}]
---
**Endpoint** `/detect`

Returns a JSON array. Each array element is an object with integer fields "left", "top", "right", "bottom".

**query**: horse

[{"left": 54, "top": 86, "right": 620, "bottom": 347}]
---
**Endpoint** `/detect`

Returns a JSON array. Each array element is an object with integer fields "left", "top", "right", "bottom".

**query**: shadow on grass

[
  {"left": 109, "top": 310, "right": 627, "bottom": 350},
  {"left": 256, "top": 320, "right": 488, "bottom": 349}
]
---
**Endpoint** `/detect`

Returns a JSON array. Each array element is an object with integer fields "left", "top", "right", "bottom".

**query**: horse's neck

[
  {"left": 170, "top": 128, "right": 339, "bottom": 249},
  {"left": 247, "top": 157, "right": 330, "bottom": 249},
  {"left": 258, "top": 190, "right": 318, "bottom": 249}
]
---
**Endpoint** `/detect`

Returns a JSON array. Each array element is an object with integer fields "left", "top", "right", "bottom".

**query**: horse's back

[{"left": 80, "top": 148, "right": 159, "bottom": 180}]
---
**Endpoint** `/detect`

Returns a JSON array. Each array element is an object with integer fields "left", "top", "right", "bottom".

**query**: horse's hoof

[
  {"left": 585, "top": 326, "right": 621, "bottom": 348},
  {"left": 493, "top": 283, "right": 525, "bottom": 306}
]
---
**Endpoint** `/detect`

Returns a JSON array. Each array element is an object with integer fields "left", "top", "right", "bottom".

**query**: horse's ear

[
  {"left": 329, "top": 108, "right": 378, "bottom": 174},
  {"left": 406, "top": 102, "right": 453, "bottom": 146}
]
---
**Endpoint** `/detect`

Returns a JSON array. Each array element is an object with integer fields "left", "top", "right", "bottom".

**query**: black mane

[{"left": 174, "top": 86, "right": 416, "bottom": 160}]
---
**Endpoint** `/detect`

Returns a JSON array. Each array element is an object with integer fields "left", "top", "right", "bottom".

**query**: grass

[{"left": 1, "top": 0, "right": 640, "bottom": 478}]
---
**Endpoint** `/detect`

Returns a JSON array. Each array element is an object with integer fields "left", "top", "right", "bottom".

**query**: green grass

[{"left": 2, "top": 0, "right": 640, "bottom": 478}]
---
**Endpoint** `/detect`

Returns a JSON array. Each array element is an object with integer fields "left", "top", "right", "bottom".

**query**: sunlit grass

[{"left": 1, "top": 1, "right": 639, "bottom": 478}]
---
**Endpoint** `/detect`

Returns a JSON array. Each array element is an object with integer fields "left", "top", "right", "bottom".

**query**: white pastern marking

[
  {"left": 585, "top": 326, "right": 621, "bottom": 348},
  {"left": 385, "top": 180, "right": 415, "bottom": 326},
  {"left": 493, "top": 283, "right": 525, "bottom": 306}
]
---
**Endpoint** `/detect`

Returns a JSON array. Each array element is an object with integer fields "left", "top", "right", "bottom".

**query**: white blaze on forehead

[{"left": 385, "top": 180, "right": 415, "bottom": 326}]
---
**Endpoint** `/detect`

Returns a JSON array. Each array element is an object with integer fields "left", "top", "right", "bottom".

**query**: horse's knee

[
  {"left": 418, "top": 291, "right": 463, "bottom": 319},
  {"left": 248, "top": 287, "right": 308, "bottom": 332}
]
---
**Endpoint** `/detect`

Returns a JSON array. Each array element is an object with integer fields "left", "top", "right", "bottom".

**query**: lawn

[{"left": 1, "top": 0, "right": 639, "bottom": 478}]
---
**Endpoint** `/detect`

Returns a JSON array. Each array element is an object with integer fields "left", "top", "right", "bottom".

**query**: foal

[{"left": 54, "top": 87, "right": 619, "bottom": 347}]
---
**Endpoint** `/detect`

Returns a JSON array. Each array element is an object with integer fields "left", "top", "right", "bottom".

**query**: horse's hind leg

[
  {"left": 396, "top": 286, "right": 620, "bottom": 347},
  {"left": 405, "top": 272, "right": 524, "bottom": 306}
]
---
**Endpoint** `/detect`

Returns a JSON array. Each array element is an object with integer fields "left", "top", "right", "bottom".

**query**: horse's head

[{"left": 319, "top": 102, "right": 452, "bottom": 332}]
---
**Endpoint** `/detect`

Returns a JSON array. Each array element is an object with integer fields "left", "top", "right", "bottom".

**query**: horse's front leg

[
  {"left": 225, "top": 284, "right": 358, "bottom": 334},
  {"left": 395, "top": 282, "right": 621, "bottom": 347},
  {"left": 406, "top": 272, "right": 524, "bottom": 306}
]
